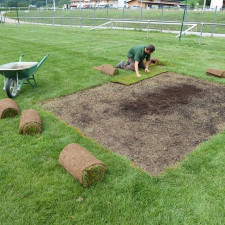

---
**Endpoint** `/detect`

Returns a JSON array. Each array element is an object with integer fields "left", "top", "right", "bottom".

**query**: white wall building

[{"left": 210, "top": 0, "right": 223, "bottom": 10}]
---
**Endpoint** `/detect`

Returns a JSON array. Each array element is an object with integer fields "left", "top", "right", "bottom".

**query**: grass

[{"left": 0, "top": 24, "right": 225, "bottom": 224}]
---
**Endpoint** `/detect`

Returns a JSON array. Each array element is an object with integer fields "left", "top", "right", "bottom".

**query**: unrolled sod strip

[
  {"left": 59, "top": 143, "right": 106, "bottom": 186},
  {"left": 0, "top": 98, "right": 20, "bottom": 118},
  {"left": 206, "top": 68, "right": 225, "bottom": 78},
  {"left": 19, "top": 109, "right": 42, "bottom": 135}
]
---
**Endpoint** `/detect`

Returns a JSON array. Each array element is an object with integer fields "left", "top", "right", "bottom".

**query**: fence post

[
  {"left": 94, "top": 7, "right": 96, "bottom": 28},
  {"left": 147, "top": 20, "right": 150, "bottom": 39},
  {"left": 60, "top": 9, "right": 62, "bottom": 26},
  {"left": 53, "top": 10, "right": 55, "bottom": 29},
  {"left": 140, "top": 8, "right": 143, "bottom": 30},
  {"left": 123, "top": 7, "right": 125, "bottom": 30},
  {"left": 110, "top": 19, "right": 113, "bottom": 34},
  {"left": 16, "top": 8, "right": 19, "bottom": 24},
  {"left": 211, "top": 6, "right": 217, "bottom": 37},
  {"left": 79, "top": 8, "right": 82, "bottom": 31},
  {"left": 0, "top": 10, "right": 2, "bottom": 26},
  {"left": 161, "top": 5, "right": 164, "bottom": 32},
  {"left": 70, "top": 8, "right": 73, "bottom": 27},
  {"left": 199, "top": 23, "right": 203, "bottom": 45},
  {"left": 184, "top": 5, "right": 188, "bottom": 31}
]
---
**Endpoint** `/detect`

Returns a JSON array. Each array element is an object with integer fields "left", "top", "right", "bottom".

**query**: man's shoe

[{"left": 115, "top": 61, "right": 125, "bottom": 69}]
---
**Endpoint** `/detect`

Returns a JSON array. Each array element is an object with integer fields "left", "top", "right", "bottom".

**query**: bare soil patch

[{"left": 43, "top": 72, "right": 225, "bottom": 175}]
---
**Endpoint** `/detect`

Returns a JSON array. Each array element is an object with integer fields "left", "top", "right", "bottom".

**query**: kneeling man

[{"left": 115, "top": 44, "right": 155, "bottom": 77}]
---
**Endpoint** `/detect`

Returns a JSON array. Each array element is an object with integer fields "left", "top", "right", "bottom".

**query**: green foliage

[{"left": 0, "top": 25, "right": 225, "bottom": 224}]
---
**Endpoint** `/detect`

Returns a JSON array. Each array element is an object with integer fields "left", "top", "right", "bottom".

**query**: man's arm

[
  {"left": 135, "top": 61, "right": 141, "bottom": 77},
  {"left": 145, "top": 60, "right": 150, "bottom": 73}
]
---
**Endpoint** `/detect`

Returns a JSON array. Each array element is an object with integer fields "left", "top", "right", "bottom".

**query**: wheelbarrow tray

[{"left": 0, "top": 62, "right": 39, "bottom": 79}]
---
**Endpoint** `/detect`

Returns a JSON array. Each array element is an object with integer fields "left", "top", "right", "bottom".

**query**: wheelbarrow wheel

[{"left": 6, "top": 78, "right": 19, "bottom": 98}]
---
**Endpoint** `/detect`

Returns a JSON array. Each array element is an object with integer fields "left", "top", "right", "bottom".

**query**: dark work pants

[{"left": 123, "top": 58, "right": 145, "bottom": 71}]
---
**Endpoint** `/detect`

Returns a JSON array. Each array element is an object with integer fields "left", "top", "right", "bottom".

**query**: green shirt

[{"left": 127, "top": 45, "right": 151, "bottom": 62}]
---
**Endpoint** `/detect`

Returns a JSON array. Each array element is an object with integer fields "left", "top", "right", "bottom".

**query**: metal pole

[
  {"left": 94, "top": 7, "right": 96, "bottom": 28},
  {"left": 199, "top": 23, "right": 203, "bottom": 45},
  {"left": 60, "top": 9, "right": 62, "bottom": 26},
  {"left": 0, "top": 10, "right": 2, "bottom": 26},
  {"left": 79, "top": 9, "right": 82, "bottom": 31},
  {"left": 184, "top": 5, "right": 187, "bottom": 31},
  {"left": 16, "top": 8, "right": 19, "bottom": 24},
  {"left": 53, "top": 0, "right": 55, "bottom": 11},
  {"left": 211, "top": 6, "right": 217, "bottom": 37},
  {"left": 147, "top": 20, "right": 150, "bottom": 38},
  {"left": 140, "top": 8, "right": 143, "bottom": 30},
  {"left": 110, "top": 19, "right": 112, "bottom": 34},
  {"left": 43, "top": 9, "right": 46, "bottom": 24},
  {"left": 123, "top": 7, "right": 125, "bottom": 30},
  {"left": 202, "top": 0, "right": 206, "bottom": 14},
  {"left": 71, "top": 9, "right": 73, "bottom": 27},
  {"left": 53, "top": 10, "right": 55, "bottom": 29},
  {"left": 179, "top": 0, "right": 188, "bottom": 42},
  {"left": 161, "top": 5, "right": 164, "bottom": 32},
  {"left": 81, "top": 7, "right": 83, "bottom": 28}
]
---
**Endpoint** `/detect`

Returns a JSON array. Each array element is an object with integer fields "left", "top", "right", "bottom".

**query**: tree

[
  {"left": 18, "top": 1, "right": 27, "bottom": 7},
  {"left": 8, "top": 0, "right": 18, "bottom": 7}
]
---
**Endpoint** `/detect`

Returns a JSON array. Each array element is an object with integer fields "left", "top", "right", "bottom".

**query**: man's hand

[
  {"left": 145, "top": 60, "right": 150, "bottom": 73},
  {"left": 135, "top": 61, "right": 141, "bottom": 77}
]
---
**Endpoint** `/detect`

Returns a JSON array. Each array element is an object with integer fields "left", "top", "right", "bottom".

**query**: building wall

[
  {"left": 210, "top": 0, "right": 223, "bottom": 10},
  {"left": 71, "top": 0, "right": 117, "bottom": 7}
]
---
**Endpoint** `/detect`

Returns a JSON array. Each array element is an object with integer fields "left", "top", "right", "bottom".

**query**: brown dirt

[{"left": 42, "top": 72, "right": 225, "bottom": 175}]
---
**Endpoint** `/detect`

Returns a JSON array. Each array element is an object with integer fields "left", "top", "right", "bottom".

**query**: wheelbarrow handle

[
  {"left": 37, "top": 53, "right": 50, "bottom": 69},
  {"left": 19, "top": 54, "right": 24, "bottom": 62}
]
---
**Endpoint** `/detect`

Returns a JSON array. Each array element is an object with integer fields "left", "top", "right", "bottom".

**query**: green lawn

[{"left": 0, "top": 25, "right": 225, "bottom": 224}]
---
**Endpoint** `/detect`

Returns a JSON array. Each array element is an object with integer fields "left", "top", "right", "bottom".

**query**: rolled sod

[
  {"left": 150, "top": 58, "right": 160, "bottom": 64},
  {"left": 206, "top": 68, "right": 225, "bottom": 78},
  {"left": 101, "top": 65, "right": 119, "bottom": 76},
  {"left": 0, "top": 98, "right": 20, "bottom": 118},
  {"left": 19, "top": 109, "right": 42, "bottom": 135},
  {"left": 59, "top": 143, "right": 106, "bottom": 186},
  {"left": 93, "top": 64, "right": 119, "bottom": 76}
]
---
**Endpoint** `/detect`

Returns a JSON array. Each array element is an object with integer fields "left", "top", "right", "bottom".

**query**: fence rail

[{"left": 1, "top": 8, "right": 225, "bottom": 45}]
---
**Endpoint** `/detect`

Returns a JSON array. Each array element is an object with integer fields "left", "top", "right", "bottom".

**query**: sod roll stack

[
  {"left": 0, "top": 98, "right": 20, "bottom": 118},
  {"left": 206, "top": 69, "right": 225, "bottom": 78},
  {"left": 59, "top": 143, "right": 106, "bottom": 186},
  {"left": 19, "top": 109, "right": 42, "bottom": 135}
]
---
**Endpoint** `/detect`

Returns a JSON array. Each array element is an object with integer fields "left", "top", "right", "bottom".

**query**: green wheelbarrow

[{"left": 0, "top": 53, "right": 49, "bottom": 98}]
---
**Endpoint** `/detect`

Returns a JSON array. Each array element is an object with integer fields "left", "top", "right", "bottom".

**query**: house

[
  {"left": 70, "top": 0, "right": 118, "bottom": 8},
  {"left": 210, "top": 0, "right": 224, "bottom": 10},
  {"left": 126, "top": 0, "right": 185, "bottom": 9}
]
